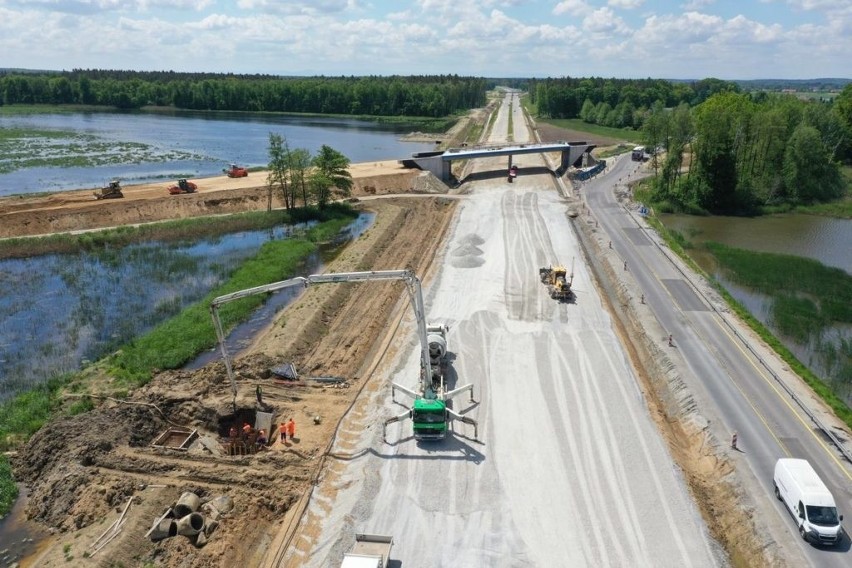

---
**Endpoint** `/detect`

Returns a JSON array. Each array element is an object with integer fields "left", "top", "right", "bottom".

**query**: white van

[{"left": 774, "top": 458, "right": 844, "bottom": 546}]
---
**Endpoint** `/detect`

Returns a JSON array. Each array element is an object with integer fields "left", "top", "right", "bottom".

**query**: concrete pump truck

[{"left": 209, "top": 269, "right": 478, "bottom": 443}]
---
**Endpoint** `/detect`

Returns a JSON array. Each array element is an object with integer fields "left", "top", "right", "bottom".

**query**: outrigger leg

[
  {"left": 383, "top": 409, "right": 412, "bottom": 443},
  {"left": 390, "top": 383, "right": 418, "bottom": 403},
  {"left": 445, "top": 383, "right": 475, "bottom": 403},
  {"left": 446, "top": 408, "right": 478, "bottom": 440}
]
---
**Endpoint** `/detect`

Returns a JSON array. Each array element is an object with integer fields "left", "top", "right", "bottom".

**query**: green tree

[
  {"left": 267, "top": 133, "right": 292, "bottom": 211},
  {"left": 782, "top": 125, "right": 844, "bottom": 203},
  {"left": 311, "top": 145, "right": 353, "bottom": 208},
  {"left": 288, "top": 148, "right": 313, "bottom": 207},
  {"left": 578, "top": 98, "right": 595, "bottom": 122}
]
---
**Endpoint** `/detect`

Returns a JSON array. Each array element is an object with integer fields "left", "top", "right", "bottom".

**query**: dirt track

[{"left": 0, "top": 160, "right": 424, "bottom": 239}]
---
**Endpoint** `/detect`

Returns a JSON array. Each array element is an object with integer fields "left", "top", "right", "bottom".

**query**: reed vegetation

[
  {"left": 705, "top": 243, "right": 852, "bottom": 338},
  {"left": 0, "top": 454, "right": 15, "bottom": 515}
]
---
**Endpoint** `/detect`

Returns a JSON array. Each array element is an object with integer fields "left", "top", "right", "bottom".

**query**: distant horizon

[
  {"left": 1, "top": 68, "right": 850, "bottom": 86},
  {"left": 1, "top": 1, "right": 849, "bottom": 79}
]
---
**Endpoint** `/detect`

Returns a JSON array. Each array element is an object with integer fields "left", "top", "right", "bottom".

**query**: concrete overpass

[{"left": 399, "top": 141, "right": 595, "bottom": 183}]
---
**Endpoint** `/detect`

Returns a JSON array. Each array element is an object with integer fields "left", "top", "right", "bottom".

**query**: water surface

[{"left": 0, "top": 110, "right": 436, "bottom": 195}]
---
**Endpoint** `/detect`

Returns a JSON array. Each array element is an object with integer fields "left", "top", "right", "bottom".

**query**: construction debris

[
  {"left": 147, "top": 491, "right": 227, "bottom": 548},
  {"left": 90, "top": 496, "right": 135, "bottom": 556}
]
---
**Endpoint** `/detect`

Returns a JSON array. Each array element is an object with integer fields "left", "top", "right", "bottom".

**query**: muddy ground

[{"left": 6, "top": 161, "right": 457, "bottom": 566}]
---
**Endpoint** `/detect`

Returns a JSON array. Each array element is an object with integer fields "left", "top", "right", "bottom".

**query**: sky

[{"left": 1, "top": 0, "right": 850, "bottom": 80}]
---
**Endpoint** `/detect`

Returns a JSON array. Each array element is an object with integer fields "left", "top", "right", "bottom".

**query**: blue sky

[{"left": 1, "top": 0, "right": 849, "bottom": 79}]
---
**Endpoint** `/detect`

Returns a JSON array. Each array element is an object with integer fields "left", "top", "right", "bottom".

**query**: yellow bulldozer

[{"left": 539, "top": 263, "right": 574, "bottom": 301}]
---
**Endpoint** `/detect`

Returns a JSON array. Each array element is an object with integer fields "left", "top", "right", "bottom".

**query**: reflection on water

[
  {"left": 0, "top": 214, "right": 373, "bottom": 401},
  {"left": 660, "top": 213, "right": 852, "bottom": 402},
  {"left": 660, "top": 213, "right": 851, "bottom": 274}
]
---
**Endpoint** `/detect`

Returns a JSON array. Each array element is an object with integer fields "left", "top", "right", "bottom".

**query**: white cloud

[
  {"left": 0, "top": 0, "right": 849, "bottom": 78},
  {"left": 553, "top": 0, "right": 591, "bottom": 16},
  {"left": 584, "top": 7, "right": 630, "bottom": 34},
  {"left": 608, "top": 0, "right": 644, "bottom": 8},
  {"left": 781, "top": 0, "right": 849, "bottom": 9},
  {"left": 235, "top": 0, "right": 356, "bottom": 15},
  {"left": 681, "top": 0, "right": 715, "bottom": 10}
]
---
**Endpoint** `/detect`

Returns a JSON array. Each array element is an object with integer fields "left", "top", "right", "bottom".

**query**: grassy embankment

[
  {"left": 634, "top": 181, "right": 852, "bottom": 432},
  {"left": 507, "top": 102, "right": 514, "bottom": 142},
  {"left": 0, "top": 204, "right": 357, "bottom": 516},
  {"left": 0, "top": 206, "right": 327, "bottom": 259}
]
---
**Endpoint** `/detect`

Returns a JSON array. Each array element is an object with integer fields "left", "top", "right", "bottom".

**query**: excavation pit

[{"left": 151, "top": 427, "right": 198, "bottom": 451}]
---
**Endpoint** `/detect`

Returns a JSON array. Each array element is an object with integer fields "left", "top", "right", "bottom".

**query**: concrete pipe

[
  {"left": 176, "top": 512, "right": 205, "bottom": 536},
  {"left": 149, "top": 519, "right": 177, "bottom": 542},
  {"left": 174, "top": 492, "right": 201, "bottom": 518}
]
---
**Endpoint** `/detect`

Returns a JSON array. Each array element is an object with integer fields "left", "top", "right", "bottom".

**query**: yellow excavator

[
  {"left": 539, "top": 260, "right": 574, "bottom": 301},
  {"left": 93, "top": 180, "right": 124, "bottom": 200}
]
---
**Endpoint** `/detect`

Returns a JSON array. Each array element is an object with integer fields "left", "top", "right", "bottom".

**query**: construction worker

[
  {"left": 256, "top": 384, "right": 263, "bottom": 405},
  {"left": 278, "top": 422, "right": 287, "bottom": 443},
  {"left": 286, "top": 418, "right": 296, "bottom": 441},
  {"left": 256, "top": 429, "right": 268, "bottom": 447},
  {"left": 242, "top": 422, "right": 252, "bottom": 437}
]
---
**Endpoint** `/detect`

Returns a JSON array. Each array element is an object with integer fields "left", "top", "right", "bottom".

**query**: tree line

[
  {"left": 529, "top": 76, "right": 737, "bottom": 128},
  {"left": 0, "top": 70, "right": 487, "bottom": 118},
  {"left": 641, "top": 84, "right": 852, "bottom": 214}
]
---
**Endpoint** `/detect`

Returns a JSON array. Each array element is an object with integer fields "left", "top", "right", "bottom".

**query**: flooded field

[{"left": 0, "top": 213, "right": 374, "bottom": 401}]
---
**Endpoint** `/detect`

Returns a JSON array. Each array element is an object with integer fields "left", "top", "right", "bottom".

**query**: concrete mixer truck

[{"left": 209, "top": 269, "right": 478, "bottom": 442}]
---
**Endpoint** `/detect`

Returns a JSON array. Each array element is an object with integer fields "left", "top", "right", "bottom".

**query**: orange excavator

[
  {"left": 167, "top": 179, "right": 198, "bottom": 195},
  {"left": 223, "top": 164, "right": 248, "bottom": 178}
]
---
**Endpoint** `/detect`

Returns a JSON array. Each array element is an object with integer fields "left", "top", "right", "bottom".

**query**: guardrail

[{"left": 617, "top": 192, "right": 852, "bottom": 465}]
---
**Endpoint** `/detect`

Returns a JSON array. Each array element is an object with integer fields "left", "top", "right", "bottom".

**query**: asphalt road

[
  {"left": 283, "top": 93, "right": 720, "bottom": 566},
  {"left": 583, "top": 154, "right": 852, "bottom": 567}
]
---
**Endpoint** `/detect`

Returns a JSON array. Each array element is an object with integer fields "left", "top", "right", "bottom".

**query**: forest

[
  {"left": 528, "top": 76, "right": 737, "bottom": 127},
  {"left": 640, "top": 85, "right": 852, "bottom": 215},
  {"left": 0, "top": 70, "right": 487, "bottom": 118}
]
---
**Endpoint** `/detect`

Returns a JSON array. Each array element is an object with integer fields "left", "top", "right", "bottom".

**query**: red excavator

[
  {"left": 223, "top": 164, "right": 248, "bottom": 178},
  {"left": 167, "top": 179, "right": 198, "bottom": 195}
]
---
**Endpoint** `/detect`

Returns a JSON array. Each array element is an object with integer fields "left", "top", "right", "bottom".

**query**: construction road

[
  {"left": 282, "top": 93, "right": 722, "bottom": 566},
  {"left": 583, "top": 154, "right": 852, "bottom": 567}
]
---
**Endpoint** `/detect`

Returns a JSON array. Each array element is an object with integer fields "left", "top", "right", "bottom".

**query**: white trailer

[{"left": 340, "top": 533, "right": 394, "bottom": 568}]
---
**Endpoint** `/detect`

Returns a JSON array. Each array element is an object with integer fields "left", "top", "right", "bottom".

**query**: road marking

[
  {"left": 661, "top": 279, "right": 711, "bottom": 312},
  {"left": 708, "top": 301, "right": 852, "bottom": 482}
]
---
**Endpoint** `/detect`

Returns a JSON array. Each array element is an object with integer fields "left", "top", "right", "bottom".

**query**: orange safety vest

[
  {"left": 279, "top": 423, "right": 287, "bottom": 434},
  {"left": 286, "top": 420, "right": 295, "bottom": 435}
]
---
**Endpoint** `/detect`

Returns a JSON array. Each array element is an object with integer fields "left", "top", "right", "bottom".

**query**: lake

[{"left": 0, "top": 109, "right": 436, "bottom": 196}]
